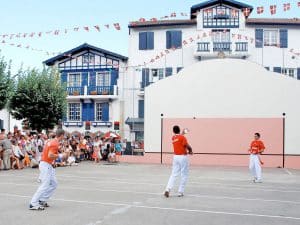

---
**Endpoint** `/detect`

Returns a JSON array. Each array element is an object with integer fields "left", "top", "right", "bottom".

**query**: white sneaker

[
  {"left": 254, "top": 179, "right": 262, "bottom": 183},
  {"left": 178, "top": 192, "right": 184, "bottom": 197}
]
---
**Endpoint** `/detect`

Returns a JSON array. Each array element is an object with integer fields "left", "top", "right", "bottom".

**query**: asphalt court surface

[{"left": 0, "top": 162, "right": 300, "bottom": 225}]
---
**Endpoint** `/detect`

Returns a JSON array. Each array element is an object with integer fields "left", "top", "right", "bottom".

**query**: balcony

[
  {"left": 195, "top": 42, "right": 249, "bottom": 59},
  {"left": 67, "top": 85, "right": 118, "bottom": 100}
]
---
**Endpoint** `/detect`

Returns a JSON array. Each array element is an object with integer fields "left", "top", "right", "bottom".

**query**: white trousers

[
  {"left": 30, "top": 161, "right": 57, "bottom": 206},
  {"left": 249, "top": 154, "right": 262, "bottom": 180},
  {"left": 166, "top": 155, "right": 189, "bottom": 193}
]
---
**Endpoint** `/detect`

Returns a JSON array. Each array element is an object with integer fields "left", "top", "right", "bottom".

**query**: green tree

[
  {"left": 0, "top": 55, "right": 13, "bottom": 110},
  {"left": 9, "top": 67, "right": 66, "bottom": 132}
]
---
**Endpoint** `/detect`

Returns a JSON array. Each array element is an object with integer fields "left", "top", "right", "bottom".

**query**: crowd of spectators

[{"left": 0, "top": 128, "right": 126, "bottom": 171}]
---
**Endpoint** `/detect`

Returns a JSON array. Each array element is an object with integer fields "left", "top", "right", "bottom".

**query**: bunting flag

[
  {"left": 270, "top": 5, "right": 277, "bottom": 15},
  {"left": 104, "top": 24, "right": 110, "bottom": 29},
  {"left": 139, "top": 18, "right": 146, "bottom": 22},
  {"left": 242, "top": 8, "right": 251, "bottom": 17},
  {"left": 94, "top": 25, "right": 100, "bottom": 32},
  {"left": 257, "top": 6, "right": 264, "bottom": 14},
  {"left": 113, "top": 23, "right": 121, "bottom": 30},
  {"left": 170, "top": 12, "right": 176, "bottom": 17},
  {"left": 73, "top": 27, "right": 79, "bottom": 31},
  {"left": 83, "top": 26, "right": 89, "bottom": 32},
  {"left": 298, "top": 2, "right": 300, "bottom": 7},
  {"left": 150, "top": 18, "right": 158, "bottom": 22},
  {"left": 283, "top": 3, "right": 291, "bottom": 11},
  {"left": 231, "top": 9, "right": 238, "bottom": 17}
]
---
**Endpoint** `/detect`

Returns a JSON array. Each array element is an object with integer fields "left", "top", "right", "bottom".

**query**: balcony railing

[
  {"left": 235, "top": 42, "right": 248, "bottom": 52},
  {"left": 197, "top": 42, "right": 210, "bottom": 52},
  {"left": 67, "top": 87, "right": 84, "bottom": 95},
  {"left": 88, "top": 86, "right": 114, "bottom": 95},
  {"left": 196, "top": 42, "right": 249, "bottom": 54},
  {"left": 213, "top": 42, "right": 232, "bottom": 52}
]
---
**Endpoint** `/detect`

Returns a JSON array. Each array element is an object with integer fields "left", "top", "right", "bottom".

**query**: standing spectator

[
  {"left": 11, "top": 140, "right": 24, "bottom": 169},
  {"left": 0, "top": 134, "right": 13, "bottom": 170}
]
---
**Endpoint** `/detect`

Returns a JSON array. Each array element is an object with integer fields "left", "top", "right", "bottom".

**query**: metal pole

[
  {"left": 160, "top": 113, "right": 164, "bottom": 164},
  {"left": 282, "top": 113, "right": 286, "bottom": 168}
]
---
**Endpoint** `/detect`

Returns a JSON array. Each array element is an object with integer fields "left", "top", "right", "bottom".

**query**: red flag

[
  {"left": 189, "top": 37, "right": 194, "bottom": 42},
  {"left": 298, "top": 2, "right": 300, "bottom": 7},
  {"left": 38, "top": 32, "right": 42, "bottom": 37},
  {"left": 113, "top": 23, "right": 121, "bottom": 30},
  {"left": 23, "top": 33, "right": 27, "bottom": 38},
  {"left": 155, "top": 55, "right": 160, "bottom": 60},
  {"left": 16, "top": 33, "right": 21, "bottom": 38},
  {"left": 45, "top": 31, "right": 52, "bottom": 34},
  {"left": 9, "top": 34, "right": 14, "bottom": 39},
  {"left": 242, "top": 8, "right": 251, "bottom": 17},
  {"left": 164, "top": 49, "right": 170, "bottom": 54},
  {"left": 257, "top": 6, "right": 264, "bottom": 14},
  {"left": 73, "top": 27, "right": 79, "bottom": 31},
  {"left": 231, "top": 9, "right": 238, "bottom": 17},
  {"left": 170, "top": 12, "right": 176, "bottom": 17},
  {"left": 182, "top": 40, "right": 188, "bottom": 45},
  {"left": 283, "top": 3, "right": 290, "bottom": 11},
  {"left": 64, "top": 29, "right": 68, "bottom": 34},
  {"left": 94, "top": 25, "right": 100, "bottom": 32},
  {"left": 26, "top": 45, "right": 30, "bottom": 49},
  {"left": 139, "top": 18, "right": 146, "bottom": 22},
  {"left": 180, "top": 12, "right": 187, "bottom": 16},
  {"left": 1, "top": 40, "right": 5, "bottom": 43},
  {"left": 160, "top": 52, "right": 164, "bottom": 57},
  {"left": 237, "top": 34, "right": 242, "bottom": 40},
  {"left": 84, "top": 26, "right": 89, "bottom": 32},
  {"left": 150, "top": 18, "right": 158, "bottom": 22},
  {"left": 104, "top": 24, "right": 110, "bottom": 29},
  {"left": 29, "top": 32, "right": 35, "bottom": 37},
  {"left": 54, "top": 30, "right": 59, "bottom": 35},
  {"left": 270, "top": 5, "right": 277, "bottom": 15},
  {"left": 17, "top": 44, "right": 21, "bottom": 47}
]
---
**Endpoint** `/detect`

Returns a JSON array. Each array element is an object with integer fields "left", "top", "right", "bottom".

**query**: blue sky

[{"left": 0, "top": 0, "right": 299, "bottom": 73}]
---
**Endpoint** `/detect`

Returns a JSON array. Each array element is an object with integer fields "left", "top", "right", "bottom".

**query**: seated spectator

[
  {"left": 108, "top": 148, "right": 117, "bottom": 163},
  {"left": 67, "top": 151, "right": 78, "bottom": 166},
  {"left": 11, "top": 140, "right": 24, "bottom": 169}
]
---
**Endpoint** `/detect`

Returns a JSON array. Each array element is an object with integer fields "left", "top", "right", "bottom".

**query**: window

[
  {"left": 282, "top": 68, "right": 296, "bottom": 78},
  {"left": 264, "top": 30, "right": 279, "bottom": 46},
  {"left": 68, "top": 73, "right": 81, "bottom": 87},
  {"left": 139, "top": 32, "right": 154, "bottom": 50},
  {"left": 68, "top": 103, "right": 81, "bottom": 121},
  {"left": 203, "top": 6, "right": 239, "bottom": 28},
  {"left": 212, "top": 29, "right": 230, "bottom": 42},
  {"left": 96, "top": 71, "right": 110, "bottom": 86},
  {"left": 150, "top": 69, "right": 164, "bottom": 82},
  {"left": 166, "top": 30, "right": 182, "bottom": 49},
  {"left": 83, "top": 54, "right": 95, "bottom": 64},
  {"left": 95, "top": 103, "right": 103, "bottom": 121}
]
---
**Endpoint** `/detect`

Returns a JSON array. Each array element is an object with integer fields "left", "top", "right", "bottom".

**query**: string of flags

[{"left": 1, "top": 1, "right": 300, "bottom": 41}]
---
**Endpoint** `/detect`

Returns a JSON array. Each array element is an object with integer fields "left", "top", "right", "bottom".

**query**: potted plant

[
  {"left": 73, "top": 90, "right": 80, "bottom": 95},
  {"left": 90, "top": 90, "right": 97, "bottom": 95},
  {"left": 102, "top": 90, "right": 109, "bottom": 95}
]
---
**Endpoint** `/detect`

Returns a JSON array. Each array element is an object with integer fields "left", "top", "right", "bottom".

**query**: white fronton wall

[{"left": 145, "top": 59, "right": 300, "bottom": 154}]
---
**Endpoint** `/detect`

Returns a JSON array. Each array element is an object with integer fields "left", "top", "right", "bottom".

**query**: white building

[{"left": 125, "top": 0, "right": 300, "bottom": 143}]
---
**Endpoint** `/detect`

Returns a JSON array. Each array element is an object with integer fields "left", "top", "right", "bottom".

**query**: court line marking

[
  {"left": 284, "top": 169, "right": 293, "bottom": 175},
  {"left": 1, "top": 173, "right": 300, "bottom": 193},
  {"left": 1, "top": 193, "right": 300, "bottom": 221},
  {"left": 1, "top": 181, "right": 300, "bottom": 205}
]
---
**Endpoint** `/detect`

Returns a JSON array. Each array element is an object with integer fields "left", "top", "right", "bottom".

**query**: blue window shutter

[
  {"left": 147, "top": 32, "right": 154, "bottom": 50},
  {"left": 102, "top": 103, "right": 109, "bottom": 121},
  {"left": 280, "top": 29, "right": 288, "bottom": 48},
  {"left": 273, "top": 67, "right": 281, "bottom": 74},
  {"left": 174, "top": 31, "right": 182, "bottom": 48},
  {"left": 255, "top": 29, "right": 263, "bottom": 48},
  {"left": 142, "top": 68, "right": 150, "bottom": 87},
  {"left": 88, "top": 103, "right": 94, "bottom": 121},
  {"left": 165, "top": 67, "right": 173, "bottom": 77},
  {"left": 90, "top": 71, "right": 96, "bottom": 86},
  {"left": 138, "top": 100, "right": 144, "bottom": 118},
  {"left": 297, "top": 68, "right": 300, "bottom": 80},
  {"left": 0, "top": 119, "right": 3, "bottom": 129},
  {"left": 177, "top": 67, "right": 183, "bottom": 73},
  {"left": 82, "top": 103, "right": 88, "bottom": 121},
  {"left": 82, "top": 72, "right": 88, "bottom": 86},
  {"left": 166, "top": 31, "right": 172, "bottom": 49},
  {"left": 61, "top": 72, "right": 67, "bottom": 84},
  {"left": 139, "top": 32, "right": 147, "bottom": 50},
  {"left": 110, "top": 70, "right": 117, "bottom": 85}
]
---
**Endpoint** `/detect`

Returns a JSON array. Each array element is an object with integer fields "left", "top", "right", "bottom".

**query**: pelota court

[{"left": 0, "top": 162, "right": 300, "bottom": 225}]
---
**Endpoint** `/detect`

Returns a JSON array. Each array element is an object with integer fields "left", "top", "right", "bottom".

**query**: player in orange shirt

[
  {"left": 29, "top": 129, "right": 65, "bottom": 210},
  {"left": 248, "top": 132, "right": 265, "bottom": 183},
  {"left": 164, "top": 125, "right": 193, "bottom": 198}
]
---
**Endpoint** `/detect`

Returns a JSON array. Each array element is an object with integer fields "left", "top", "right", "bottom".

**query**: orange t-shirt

[
  {"left": 41, "top": 139, "right": 59, "bottom": 164},
  {"left": 250, "top": 140, "right": 265, "bottom": 154},
  {"left": 172, "top": 134, "right": 188, "bottom": 155}
]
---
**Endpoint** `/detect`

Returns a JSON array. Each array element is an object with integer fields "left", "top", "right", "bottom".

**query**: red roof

[{"left": 246, "top": 18, "right": 300, "bottom": 26}]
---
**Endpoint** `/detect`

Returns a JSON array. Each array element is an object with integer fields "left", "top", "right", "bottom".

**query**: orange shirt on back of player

[
  {"left": 250, "top": 140, "right": 265, "bottom": 154},
  {"left": 172, "top": 134, "right": 188, "bottom": 155},
  {"left": 41, "top": 139, "right": 59, "bottom": 164}
]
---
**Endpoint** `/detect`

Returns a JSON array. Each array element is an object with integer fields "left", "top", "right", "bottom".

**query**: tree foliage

[
  {"left": 9, "top": 67, "right": 66, "bottom": 132},
  {"left": 0, "top": 55, "right": 13, "bottom": 110}
]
